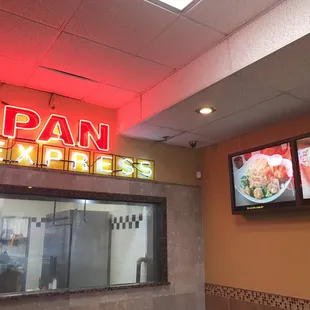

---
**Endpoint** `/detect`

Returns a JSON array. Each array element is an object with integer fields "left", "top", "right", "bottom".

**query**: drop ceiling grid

[
  {"left": 192, "top": 93, "right": 310, "bottom": 141},
  {"left": 163, "top": 131, "right": 217, "bottom": 148},
  {"left": 0, "top": 10, "right": 59, "bottom": 64},
  {"left": 0, "top": 3, "right": 149, "bottom": 108},
  {"left": 0, "top": 55, "right": 36, "bottom": 87},
  {"left": 147, "top": 74, "right": 281, "bottom": 132},
  {"left": 158, "top": 33, "right": 310, "bottom": 147},
  {"left": 26, "top": 65, "right": 140, "bottom": 108},
  {"left": 0, "top": 0, "right": 224, "bottom": 72},
  {"left": 64, "top": 0, "right": 179, "bottom": 55},
  {"left": 63, "top": 0, "right": 284, "bottom": 68},
  {"left": 137, "top": 16, "right": 225, "bottom": 68},
  {"left": 157, "top": 84, "right": 310, "bottom": 148},
  {"left": 185, "top": 0, "right": 284, "bottom": 34},
  {"left": 27, "top": 66, "right": 100, "bottom": 100},
  {"left": 40, "top": 32, "right": 136, "bottom": 85},
  {"left": 235, "top": 37, "right": 310, "bottom": 93},
  {"left": 122, "top": 121, "right": 219, "bottom": 148},
  {"left": 0, "top": 0, "right": 293, "bottom": 112},
  {"left": 83, "top": 83, "right": 138, "bottom": 109},
  {"left": 148, "top": 91, "right": 310, "bottom": 148},
  {"left": 37, "top": 31, "right": 174, "bottom": 102},
  {"left": 0, "top": 0, "right": 82, "bottom": 29},
  {"left": 123, "top": 122, "right": 184, "bottom": 142},
  {"left": 140, "top": 75, "right": 310, "bottom": 148}
]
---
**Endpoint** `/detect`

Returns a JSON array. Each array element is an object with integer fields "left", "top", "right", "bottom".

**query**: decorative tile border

[
  {"left": 111, "top": 213, "right": 143, "bottom": 230},
  {"left": 205, "top": 283, "right": 310, "bottom": 310},
  {"left": 31, "top": 217, "right": 47, "bottom": 228}
]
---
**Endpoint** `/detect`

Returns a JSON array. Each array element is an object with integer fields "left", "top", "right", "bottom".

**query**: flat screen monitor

[
  {"left": 296, "top": 136, "right": 310, "bottom": 200},
  {"left": 229, "top": 142, "right": 296, "bottom": 213}
]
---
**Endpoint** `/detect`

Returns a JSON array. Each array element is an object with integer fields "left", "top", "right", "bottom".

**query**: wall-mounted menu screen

[
  {"left": 230, "top": 142, "right": 296, "bottom": 212},
  {"left": 296, "top": 137, "right": 310, "bottom": 199}
]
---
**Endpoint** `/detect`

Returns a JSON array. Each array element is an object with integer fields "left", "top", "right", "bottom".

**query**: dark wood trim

[
  {"left": 0, "top": 282, "right": 171, "bottom": 301},
  {"left": 0, "top": 184, "right": 166, "bottom": 203},
  {"left": 0, "top": 184, "right": 169, "bottom": 300}
]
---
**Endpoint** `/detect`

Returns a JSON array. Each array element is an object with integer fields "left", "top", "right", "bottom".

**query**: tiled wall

[
  {"left": 205, "top": 284, "right": 310, "bottom": 310},
  {"left": 110, "top": 208, "right": 148, "bottom": 285},
  {"left": 0, "top": 165, "right": 205, "bottom": 310}
]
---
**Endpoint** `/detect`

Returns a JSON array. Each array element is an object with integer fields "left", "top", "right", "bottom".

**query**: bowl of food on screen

[{"left": 235, "top": 154, "right": 293, "bottom": 203}]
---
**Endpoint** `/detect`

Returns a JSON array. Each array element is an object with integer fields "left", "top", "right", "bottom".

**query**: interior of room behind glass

[{"left": 0, "top": 197, "right": 155, "bottom": 294}]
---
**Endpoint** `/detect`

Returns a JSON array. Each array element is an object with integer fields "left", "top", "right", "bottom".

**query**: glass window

[{"left": 0, "top": 194, "right": 165, "bottom": 295}]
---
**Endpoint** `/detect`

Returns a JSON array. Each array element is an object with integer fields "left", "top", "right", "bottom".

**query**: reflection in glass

[
  {"left": 0, "top": 196, "right": 158, "bottom": 295},
  {"left": 297, "top": 137, "right": 310, "bottom": 199}
]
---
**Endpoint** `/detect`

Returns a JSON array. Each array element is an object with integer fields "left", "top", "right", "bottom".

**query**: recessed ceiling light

[
  {"left": 195, "top": 106, "right": 215, "bottom": 115},
  {"left": 147, "top": 0, "right": 195, "bottom": 11}
]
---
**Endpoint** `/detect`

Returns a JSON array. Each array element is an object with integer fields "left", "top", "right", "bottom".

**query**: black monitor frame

[{"left": 229, "top": 136, "right": 303, "bottom": 214}]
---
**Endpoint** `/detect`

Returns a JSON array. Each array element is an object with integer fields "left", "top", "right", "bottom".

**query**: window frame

[{"left": 0, "top": 184, "right": 168, "bottom": 299}]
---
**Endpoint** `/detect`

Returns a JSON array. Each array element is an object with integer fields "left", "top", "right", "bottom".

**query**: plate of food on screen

[
  {"left": 298, "top": 146, "right": 310, "bottom": 183},
  {"left": 234, "top": 152, "right": 293, "bottom": 203}
]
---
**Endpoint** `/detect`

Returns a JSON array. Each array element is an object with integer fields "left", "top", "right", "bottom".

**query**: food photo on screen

[
  {"left": 231, "top": 143, "right": 296, "bottom": 207},
  {"left": 297, "top": 137, "right": 310, "bottom": 199}
]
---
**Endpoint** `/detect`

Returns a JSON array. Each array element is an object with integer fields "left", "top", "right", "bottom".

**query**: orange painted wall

[
  {"left": 0, "top": 84, "right": 201, "bottom": 186},
  {"left": 202, "top": 115, "right": 310, "bottom": 299}
]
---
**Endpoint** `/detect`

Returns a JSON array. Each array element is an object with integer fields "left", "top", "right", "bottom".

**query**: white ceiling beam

[{"left": 117, "top": 0, "right": 310, "bottom": 134}]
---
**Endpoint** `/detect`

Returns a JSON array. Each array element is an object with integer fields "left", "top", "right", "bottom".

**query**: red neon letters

[
  {"left": 2, "top": 106, "right": 41, "bottom": 138},
  {"left": 37, "top": 114, "right": 75, "bottom": 146},
  {"left": 2, "top": 106, "right": 110, "bottom": 151},
  {"left": 78, "top": 120, "right": 109, "bottom": 151}
]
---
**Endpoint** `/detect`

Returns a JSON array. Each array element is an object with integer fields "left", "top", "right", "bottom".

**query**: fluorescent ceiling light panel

[{"left": 157, "top": 0, "right": 194, "bottom": 10}]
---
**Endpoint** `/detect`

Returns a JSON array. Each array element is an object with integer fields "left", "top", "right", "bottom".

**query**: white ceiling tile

[
  {"left": 123, "top": 122, "right": 183, "bottom": 141},
  {"left": 41, "top": 33, "right": 173, "bottom": 92},
  {"left": 148, "top": 74, "right": 280, "bottom": 131},
  {"left": 165, "top": 132, "right": 215, "bottom": 148},
  {"left": 65, "top": 0, "right": 178, "bottom": 54},
  {"left": 138, "top": 17, "right": 224, "bottom": 68},
  {"left": 290, "top": 84, "right": 310, "bottom": 102},
  {"left": 147, "top": 92, "right": 215, "bottom": 131},
  {"left": 83, "top": 83, "right": 138, "bottom": 109},
  {"left": 0, "top": 83, "right": 50, "bottom": 108},
  {"left": 0, "top": 11, "right": 58, "bottom": 63},
  {"left": 27, "top": 67, "right": 99, "bottom": 100},
  {"left": 107, "top": 56, "right": 173, "bottom": 92},
  {"left": 0, "top": 0, "right": 82, "bottom": 29},
  {"left": 192, "top": 94, "right": 310, "bottom": 141},
  {"left": 0, "top": 55, "right": 35, "bottom": 86},
  {"left": 186, "top": 0, "right": 281, "bottom": 34},
  {"left": 237, "top": 36, "right": 310, "bottom": 92},
  {"left": 41, "top": 32, "right": 133, "bottom": 84}
]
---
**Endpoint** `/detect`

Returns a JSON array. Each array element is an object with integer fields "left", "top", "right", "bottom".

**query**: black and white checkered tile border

[
  {"left": 31, "top": 214, "right": 144, "bottom": 229},
  {"left": 111, "top": 214, "right": 143, "bottom": 230},
  {"left": 31, "top": 217, "right": 47, "bottom": 228},
  {"left": 205, "top": 283, "right": 310, "bottom": 310}
]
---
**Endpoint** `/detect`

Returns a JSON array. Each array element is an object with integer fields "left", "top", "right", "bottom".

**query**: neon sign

[
  {"left": 2, "top": 106, "right": 109, "bottom": 151},
  {"left": 0, "top": 106, "right": 155, "bottom": 181}
]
